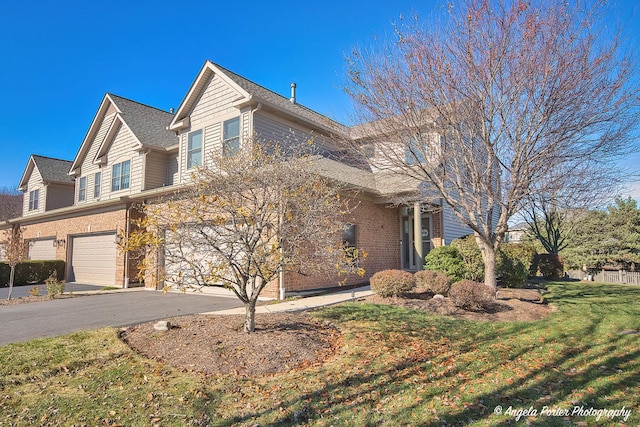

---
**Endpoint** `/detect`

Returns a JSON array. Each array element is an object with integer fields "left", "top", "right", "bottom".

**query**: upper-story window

[
  {"left": 187, "top": 130, "right": 202, "bottom": 169},
  {"left": 405, "top": 137, "right": 427, "bottom": 165},
  {"left": 78, "top": 176, "right": 87, "bottom": 201},
  {"left": 94, "top": 171, "right": 101, "bottom": 198},
  {"left": 111, "top": 160, "right": 130, "bottom": 192},
  {"left": 223, "top": 117, "right": 240, "bottom": 157},
  {"left": 28, "top": 189, "right": 39, "bottom": 211}
]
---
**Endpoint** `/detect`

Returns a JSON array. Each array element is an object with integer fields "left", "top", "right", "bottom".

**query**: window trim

[
  {"left": 222, "top": 117, "right": 240, "bottom": 157},
  {"left": 187, "top": 129, "right": 203, "bottom": 169},
  {"left": 111, "top": 160, "right": 131, "bottom": 192},
  {"left": 28, "top": 189, "right": 39, "bottom": 211},
  {"left": 78, "top": 176, "right": 87, "bottom": 202}
]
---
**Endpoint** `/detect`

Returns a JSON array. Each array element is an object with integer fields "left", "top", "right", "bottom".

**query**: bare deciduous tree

[
  {"left": 0, "top": 186, "right": 23, "bottom": 221},
  {"left": 521, "top": 160, "right": 623, "bottom": 255},
  {"left": 3, "top": 225, "right": 25, "bottom": 300},
  {"left": 346, "top": 0, "right": 640, "bottom": 289},
  {"left": 122, "top": 143, "right": 364, "bottom": 332}
]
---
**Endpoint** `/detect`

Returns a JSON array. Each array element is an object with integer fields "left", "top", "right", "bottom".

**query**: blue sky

[{"left": 1, "top": 0, "right": 639, "bottom": 199}]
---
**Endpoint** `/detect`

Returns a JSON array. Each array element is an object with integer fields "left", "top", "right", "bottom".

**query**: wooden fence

[{"left": 566, "top": 269, "right": 640, "bottom": 285}]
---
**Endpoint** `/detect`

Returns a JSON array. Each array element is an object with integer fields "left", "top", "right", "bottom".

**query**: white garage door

[
  {"left": 68, "top": 233, "right": 117, "bottom": 285},
  {"left": 28, "top": 239, "right": 56, "bottom": 260}
]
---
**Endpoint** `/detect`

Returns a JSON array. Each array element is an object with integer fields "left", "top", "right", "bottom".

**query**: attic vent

[{"left": 290, "top": 83, "right": 297, "bottom": 104}]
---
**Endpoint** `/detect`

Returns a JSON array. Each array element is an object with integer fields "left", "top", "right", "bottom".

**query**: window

[
  {"left": 78, "top": 176, "right": 87, "bottom": 201},
  {"left": 94, "top": 171, "right": 101, "bottom": 198},
  {"left": 187, "top": 130, "right": 202, "bottom": 169},
  {"left": 405, "top": 137, "right": 427, "bottom": 165},
  {"left": 28, "top": 189, "right": 39, "bottom": 211},
  {"left": 111, "top": 160, "right": 130, "bottom": 192},
  {"left": 223, "top": 117, "right": 240, "bottom": 157},
  {"left": 342, "top": 223, "right": 358, "bottom": 261}
]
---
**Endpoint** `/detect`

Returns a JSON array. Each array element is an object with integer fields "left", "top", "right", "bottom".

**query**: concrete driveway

[{"left": 0, "top": 289, "right": 243, "bottom": 346}]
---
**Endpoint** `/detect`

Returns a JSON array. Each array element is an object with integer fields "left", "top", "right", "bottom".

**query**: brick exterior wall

[
  {"left": 3, "top": 199, "right": 447, "bottom": 297},
  {"left": 260, "top": 201, "right": 402, "bottom": 299},
  {"left": 16, "top": 207, "right": 130, "bottom": 287}
]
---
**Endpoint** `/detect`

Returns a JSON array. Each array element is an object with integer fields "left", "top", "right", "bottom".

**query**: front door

[{"left": 401, "top": 207, "right": 432, "bottom": 270}]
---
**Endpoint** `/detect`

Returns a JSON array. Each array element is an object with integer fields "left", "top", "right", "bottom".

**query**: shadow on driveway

[{"left": 0, "top": 289, "right": 243, "bottom": 346}]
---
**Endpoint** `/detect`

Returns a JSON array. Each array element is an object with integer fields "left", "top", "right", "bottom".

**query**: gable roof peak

[
  {"left": 169, "top": 60, "right": 347, "bottom": 135},
  {"left": 19, "top": 154, "right": 74, "bottom": 190}
]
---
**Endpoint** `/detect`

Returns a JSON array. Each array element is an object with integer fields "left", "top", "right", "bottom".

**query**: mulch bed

[
  {"left": 361, "top": 288, "right": 553, "bottom": 322},
  {"left": 120, "top": 313, "right": 342, "bottom": 377},
  {"left": 121, "top": 287, "right": 553, "bottom": 377}
]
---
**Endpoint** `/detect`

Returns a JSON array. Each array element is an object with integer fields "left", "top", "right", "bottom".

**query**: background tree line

[{"left": 525, "top": 197, "right": 640, "bottom": 271}]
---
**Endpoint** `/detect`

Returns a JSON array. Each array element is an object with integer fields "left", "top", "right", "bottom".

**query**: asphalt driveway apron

[{"left": 0, "top": 290, "right": 243, "bottom": 346}]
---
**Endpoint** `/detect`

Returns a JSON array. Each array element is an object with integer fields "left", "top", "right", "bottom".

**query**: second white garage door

[
  {"left": 68, "top": 233, "right": 117, "bottom": 285},
  {"left": 28, "top": 238, "right": 56, "bottom": 260}
]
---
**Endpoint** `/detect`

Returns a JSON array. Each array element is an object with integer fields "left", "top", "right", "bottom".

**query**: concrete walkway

[{"left": 203, "top": 285, "right": 374, "bottom": 315}]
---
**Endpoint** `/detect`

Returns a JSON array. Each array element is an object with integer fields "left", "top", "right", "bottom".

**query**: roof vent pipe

[
  {"left": 169, "top": 107, "right": 175, "bottom": 114},
  {"left": 290, "top": 83, "right": 297, "bottom": 104}
]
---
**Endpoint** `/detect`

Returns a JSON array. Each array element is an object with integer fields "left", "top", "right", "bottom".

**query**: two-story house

[
  {"left": 12, "top": 94, "right": 177, "bottom": 286},
  {"left": 2, "top": 60, "right": 472, "bottom": 298}
]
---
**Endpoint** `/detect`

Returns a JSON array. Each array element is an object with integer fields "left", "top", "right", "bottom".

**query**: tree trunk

[
  {"left": 7, "top": 265, "right": 15, "bottom": 300},
  {"left": 475, "top": 236, "right": 498, "bottom": 291},
  {"left": 244, "top": 300, "right": 257, "bottom": 333}
]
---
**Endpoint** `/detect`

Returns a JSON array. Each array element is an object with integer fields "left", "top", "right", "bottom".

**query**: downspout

[
  {"left": 279, "top": 209, "right": 285, "bottom": 301},
  {"left": 124, "top": 203, "right": 132, "bottom": 288},
  {"left": 250, "top": 101, "right": 262, "bottom": 142}
]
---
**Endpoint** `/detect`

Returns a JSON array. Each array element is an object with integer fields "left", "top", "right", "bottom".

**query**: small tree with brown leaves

[
  {"left": 3, "top": 225, "right": 25, "bottom": 300},
  {"left": 122, "top": 143, "right": 365, "bottom": 332},
  {"left": 346, "top": 0, "right": 640, "bottom": 290}
]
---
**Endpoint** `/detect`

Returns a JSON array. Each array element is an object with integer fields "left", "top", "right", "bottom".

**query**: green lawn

[{"left": 1, "top": 281, "right": 639, "bottom": 426}]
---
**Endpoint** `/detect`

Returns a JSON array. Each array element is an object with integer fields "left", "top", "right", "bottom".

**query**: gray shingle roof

[
  {"left": 107, "top": 94, "right": 177, "bottom": 149},
  {"left": 31, "top": 155, "right": 74, "bottom": 184},
  {"left": 213, "top": 62, "right": 348, "bottom": 135}
]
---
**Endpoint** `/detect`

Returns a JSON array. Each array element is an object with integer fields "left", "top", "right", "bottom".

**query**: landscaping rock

[
  {"left": 432, "top": 294, "right": 445, "bottom": 300},
  {"left": 153, "top": 320, "right": 171, "bottom": 331}
]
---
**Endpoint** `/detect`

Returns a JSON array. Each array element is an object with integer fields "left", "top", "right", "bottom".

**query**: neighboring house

[
  {"left": 19, "top": 155, "right": 75, "bottom": 216},
  {"left": 505, "top": 222, "right": 529, "bottom": 243},
  {"left": 0, "top": 60, "right": 473, "bottom": 298},
  {"left": 4, "top": 94, "right": 177, "bottom": 284}
]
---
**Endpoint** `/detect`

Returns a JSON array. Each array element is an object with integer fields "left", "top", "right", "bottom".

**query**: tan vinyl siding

[
  {"left": 178, "top": 73, "right": 246, "bottom": 183},
  {"left": 144, "top": 151, "right": 169, "bottom": 190},
  {"left": 203, "top": 122, "right": 221, "bottom": 169},
  {"left": 189, "top": 73, "right": 242, "bottom": 129},
  {"left": 101, "top": 124, "right": 143, "bottom": 199},
  {"left": 23, "top": 168, "right": 45, "bottom": 216},
  {"left": 78, "top": 113, "right": 116, "bottom": 187},
  {"left": 45, "top": 184, "right": 74, "bottom": 210},
  {"left": 242, "top": 110, "right": 250, "bottom": 140},
  {"left": 253, "top": 111, "right": 329, "bottom": 149},
  {"left": 166, "top": 154, "right": 179, "bottom": 186},
  {"left": 178, "top": 133, "right": 189, "bottom": 183}
]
